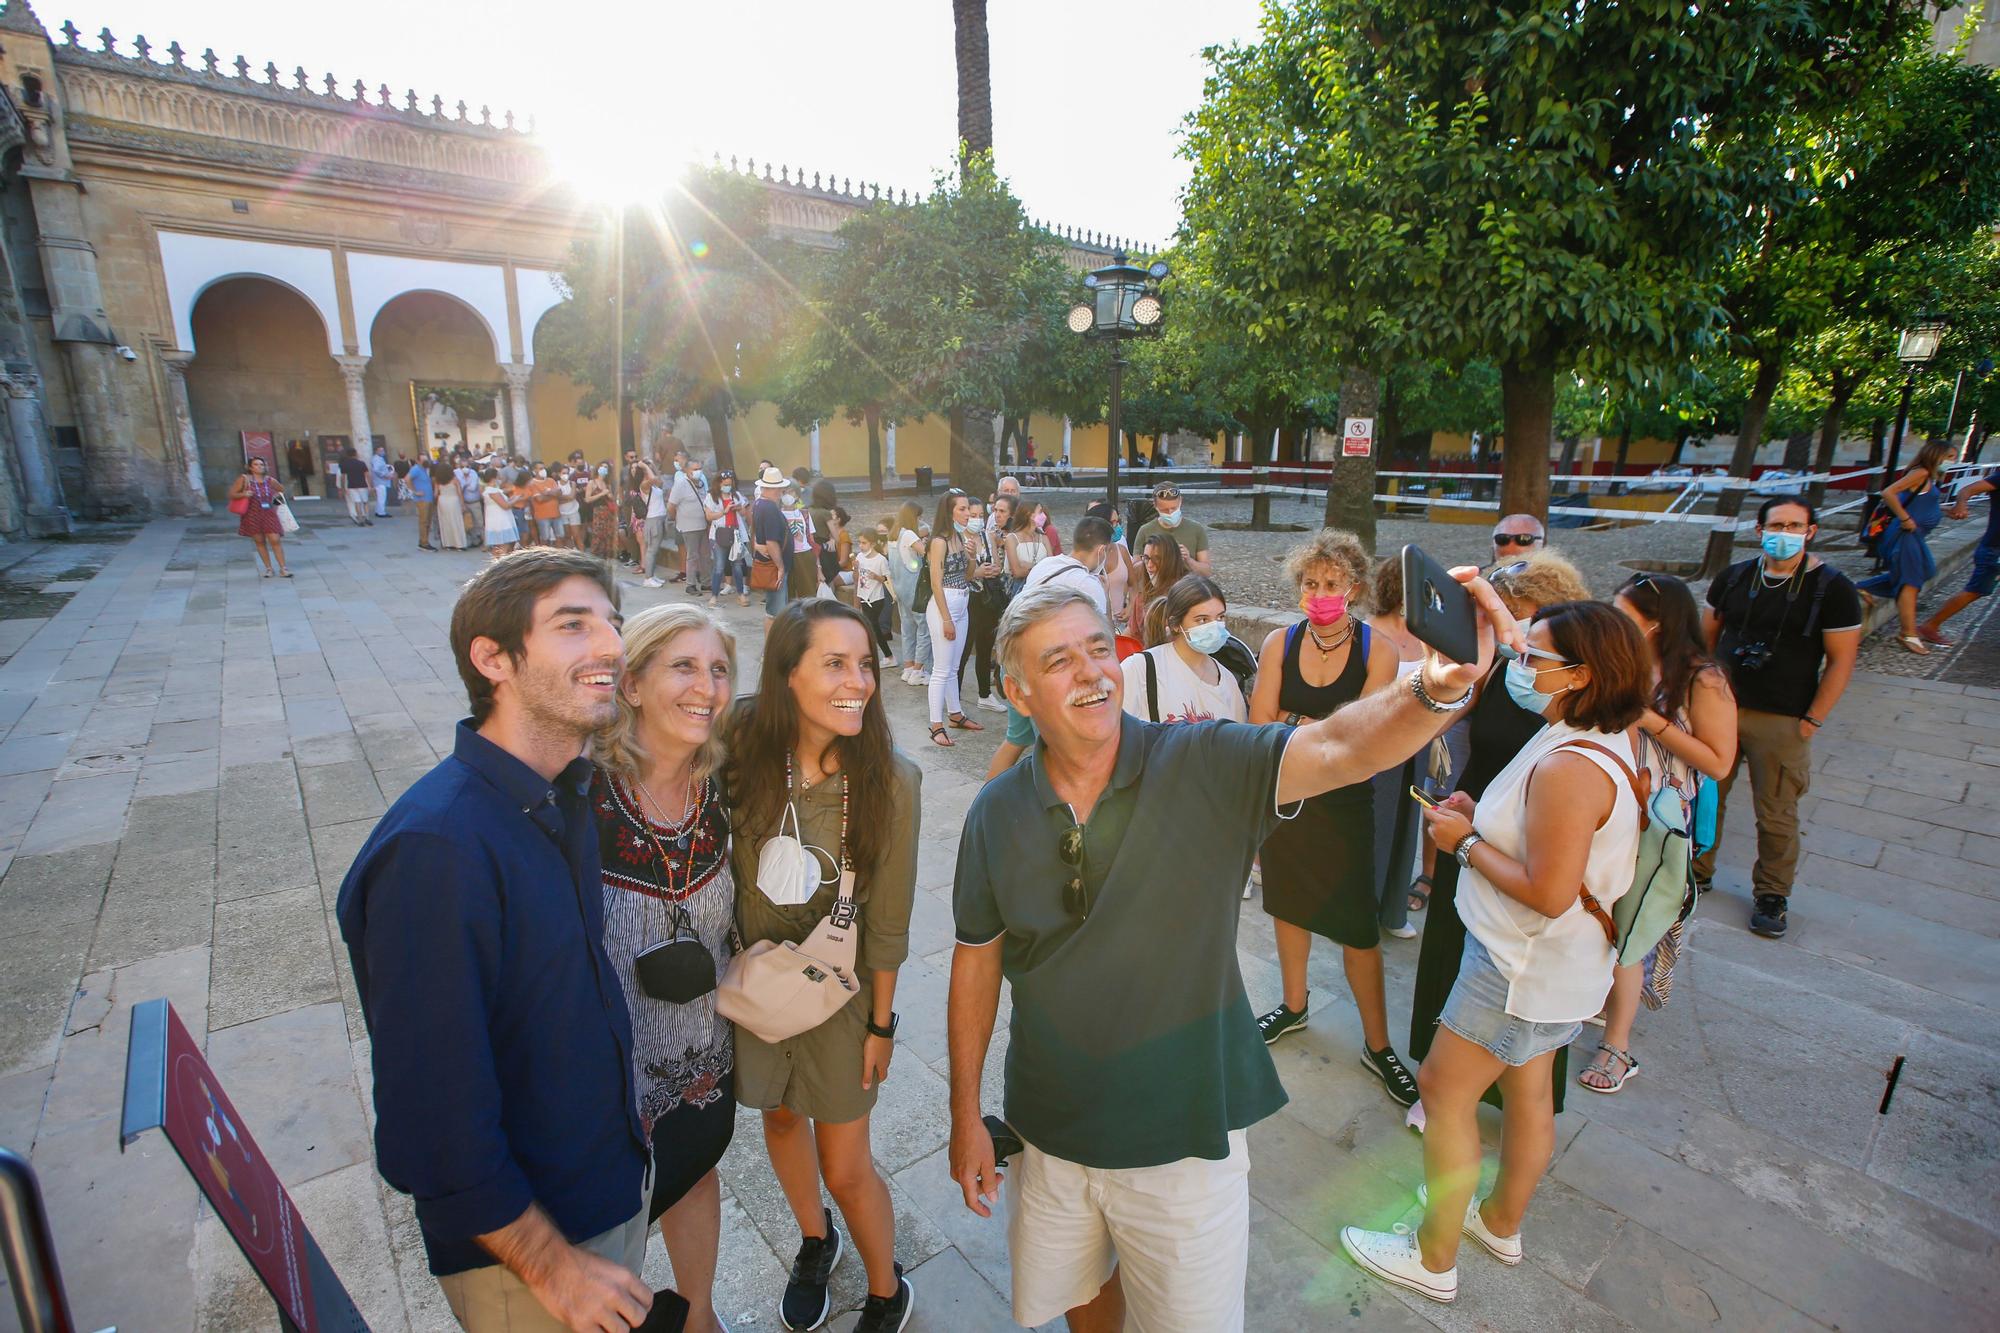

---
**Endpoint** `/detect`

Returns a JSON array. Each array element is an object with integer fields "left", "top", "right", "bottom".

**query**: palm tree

[{"left": 950, "top": 0, "right": 997, "bottom": 496}]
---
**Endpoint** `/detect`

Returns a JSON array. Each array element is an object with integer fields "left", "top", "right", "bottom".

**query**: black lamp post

[
  {"left": 1880, "top": 315, "right": 1948, "bottom": 488},
  {"left": 1068, "top": 250, "right": 1167, "bottom": 507}
]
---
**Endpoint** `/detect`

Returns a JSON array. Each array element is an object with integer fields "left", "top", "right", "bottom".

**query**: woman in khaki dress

[{"left": 725, "top": 599, "right": 920, "bottom": 1333}]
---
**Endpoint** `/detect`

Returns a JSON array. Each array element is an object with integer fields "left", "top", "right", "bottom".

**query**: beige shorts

[
  {"left": 1006, "top": 1129, "right": 1250, "bottom": 1331},
  {"left": 438, "top": 1161, "right": 652, "bottom": 1332}
]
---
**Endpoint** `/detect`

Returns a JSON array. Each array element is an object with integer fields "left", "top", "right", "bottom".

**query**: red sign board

[
  {"left": 241, "top": 430, "right": 278, "bottom": 477},
  {"left": 1342, "top": 417, "right": 1374, "bottom": 458}
]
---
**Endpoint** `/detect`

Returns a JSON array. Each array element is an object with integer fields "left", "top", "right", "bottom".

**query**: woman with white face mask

[{"left": 1121, "top": 575, "right": 1244, "bottom": 724}]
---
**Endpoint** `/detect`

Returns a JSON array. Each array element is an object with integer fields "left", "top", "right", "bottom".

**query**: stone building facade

[{"left": 0, "top": 2, "right": 1130, "bottom": 530}]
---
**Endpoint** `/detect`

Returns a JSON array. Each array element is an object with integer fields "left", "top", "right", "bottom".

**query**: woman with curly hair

[{"left": 1248, "top": 527, "right": 1416, "bottom": 1107}]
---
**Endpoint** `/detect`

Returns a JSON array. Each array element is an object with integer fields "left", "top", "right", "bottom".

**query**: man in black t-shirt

[
  {"left": 1701, "top": 497, "right": 1862, "bottom": 938},
  {"left": 338, "top": 448, "right": 372, "bottom": 526},
  {"left": 750, "top": 466, "right": 791, "bottom": 622}
]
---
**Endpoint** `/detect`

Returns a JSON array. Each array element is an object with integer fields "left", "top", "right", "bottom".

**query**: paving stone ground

[{"left": 1, "top": 503, "right": 1995, "bottom": 1332}]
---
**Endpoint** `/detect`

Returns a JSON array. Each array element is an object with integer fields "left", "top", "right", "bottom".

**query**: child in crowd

[{"left": 853, "top": 526, "right": 894, "bottom": 655}]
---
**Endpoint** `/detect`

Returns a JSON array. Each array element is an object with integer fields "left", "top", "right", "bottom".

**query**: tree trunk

[
  {"left": 1781, "top": 431, "right": 1812, "bottom": 471},
  {"left": 1669, "top": 430, "right": 1691, "bottom": 466},
  {"left": 1969, "top": 421, "right": 1988, "bottom": 464},
  {"left": 1699, "top": 353, "right": 1784, "bottom": 578},
  {"left": 700, "top": 408, "right": 737, "bottom": 479},
  {"left": 1324, "top": 364, "right": 1378, "bottom": 549},
  {"left": 1805, "top": 369, "right": 1856, "bottom": 510},
  {"left": 1499, "top": 358, "right": 1555, "bottom": 522},
  {"left": 953, "top": 0, "right": 992, "bottom": 166},
  {"left": 949, "top": 404, "right": 993, "bottom": 498},
  {"left": 1248, "top": 415, "right": 1277, "bottom": 531},
  {"left": 619, "top": 400, "right": 637, "bottom": 457},
  {"left": 1557, "top": 434, "right": 1580, "bottom": 488},
  {"left": 1126, "top": 429, "right": 1142, "bottom": 466},
  {"left": 864, "top": 406, "right": 884, "bottom": 499},
  {"left": 1866, "top": 416, "right": 1887, "bottom": 469},
  {"left": 1614, "top": 419, "right": 1633, "bottom": 471}
]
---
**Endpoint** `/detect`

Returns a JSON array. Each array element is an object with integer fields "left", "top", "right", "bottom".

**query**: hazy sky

[{"left": 62, "top": 0, "right": 1267, "bottom": 244}]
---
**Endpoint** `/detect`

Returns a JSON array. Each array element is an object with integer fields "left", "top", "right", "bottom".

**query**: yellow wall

[
  {"left": 184, "top": 278, "right": 349, "bottom": 498},
  {"left": 528, "top": 369, "right": 618, "bottom": 465}
]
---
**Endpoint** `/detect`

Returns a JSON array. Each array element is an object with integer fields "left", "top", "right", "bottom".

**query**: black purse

[{"left": 630, "top": 778, "right": 719, "bottom": 1004}]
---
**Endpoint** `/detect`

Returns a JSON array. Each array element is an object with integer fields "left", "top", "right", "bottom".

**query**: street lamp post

[
  {"left": 1881, "top": 316, "right": 1948, "bottom": 488},
  {"left": 1068, "top": 250, "right": 1167, "bottom": 508}
]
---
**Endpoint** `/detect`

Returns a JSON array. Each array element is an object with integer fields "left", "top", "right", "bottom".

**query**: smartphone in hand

[
  {"left": 1401, "top": 544, "right": 1482, "bottom": 665},
  {"left": 1408, "top": 784, "right": 1442, "bottom": 810}
]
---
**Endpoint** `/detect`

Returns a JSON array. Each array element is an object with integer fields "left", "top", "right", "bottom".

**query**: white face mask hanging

[{"left": 753, "top": 757, "right": 840, "bottom": 906}]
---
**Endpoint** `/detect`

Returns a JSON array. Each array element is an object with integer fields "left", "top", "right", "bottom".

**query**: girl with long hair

[
  {"left": 1133, "top": 533, "right": 1191, "bottom": 648},
  {"left": 229, "top": 456, "right": 291, "bottom": 577},
  {"left": 924, "top": 489, "right": 997, "bottom": 746},
  {"left": 1579, "top": 573, "right": 1738, "bottom": 1094},
  {"left": 725, "top": 599, "right": 920, "bottom": 1332},
  {"left": 592, "top": 605, "right": 739, "bottom": 1333},
  {"left": 888, "top": 500, "right": 931, "bottom": 684},
  {"left": 1859, "top": 439, "right": 1950, "bottom": 653},
  {"left": 1121, "top": 574, "right": 1244, "bottom": 724}
]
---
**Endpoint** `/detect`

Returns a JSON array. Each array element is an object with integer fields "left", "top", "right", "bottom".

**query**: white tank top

[{"left": 1454, "top": 720, "right": 1642, "bottom": 1023}]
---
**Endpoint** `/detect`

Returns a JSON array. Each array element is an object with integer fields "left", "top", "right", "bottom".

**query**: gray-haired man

[
  {"left": 1491, "top": 513, "right": 1545, "bottom": 565},
  {"left": 947, "top": 579, "right": 1519, "bottom": 1332}
]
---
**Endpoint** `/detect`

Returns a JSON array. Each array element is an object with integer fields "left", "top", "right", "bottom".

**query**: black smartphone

[
  {"left": 984, "top": 1113, "right": 1024, "bottom": 1163},
  {"left": 1402, "top": 544, "right": 1481, "bottom": 665},
  {"left": 632, "top": 1288, "right": 691, "bottom": 1333}
]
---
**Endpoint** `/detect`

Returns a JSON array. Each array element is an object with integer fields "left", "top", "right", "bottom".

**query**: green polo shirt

[
  {"left": 1132, "top": 515, "right": 1210, "bottom": 563},
  {"left": 954, "top": 714, "right": 1292, "bottom": 1168}
]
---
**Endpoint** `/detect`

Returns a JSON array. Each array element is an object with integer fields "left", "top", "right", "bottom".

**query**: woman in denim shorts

[{"left": 1342, "top": 602, "right": 1652, "bottom": 1307}]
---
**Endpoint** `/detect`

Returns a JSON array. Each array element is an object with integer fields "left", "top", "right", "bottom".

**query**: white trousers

[{"left": 926, "top": 586, "right": 970, "bottom": 725}]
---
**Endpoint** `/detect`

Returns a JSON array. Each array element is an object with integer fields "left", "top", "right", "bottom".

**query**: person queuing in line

[
  {"left": 338, "top": 550, "right": 654, "bottom": 1333},
  {"left": 455, "top": 455, "right": 485, "bottom": 547},
  {"left": 1247, "top": 529, "right": 1418, "bottom": 1108},
  {"left": 1491, "top": 513, "right": 1546, "bottom": 565},
  {"left": 640, "top": 466, "right": 674, "bottom": 588},
  {"left": 1406, "top": 553, "right": 1590, "bottom": 1133},
  {"left": 924, "top": 489, "right": 996, "bottom": 747},
  {"left": 853, "top": 525, "right": 895, "bottom": 657},
  {"left": 1700, "top": 497, "right": 1861, "bottom": 939},
  {"left": 1083, "top": 502, "right": 1136, "bottom": 633},
  {"left": 1365, "top": 555, "right": 1432, "bottom": 941},
  {"left": 340, "top": 446, "right": 373, "bottom": 526},
  {"left": 1131, "top": 482, "right": 1213, "bottom": 577},
  {"left": 948, "top": 577, "right": 1521, "bottom": 1333},
  {"left": 1859, "top": 440, "right": 1950, "bottom": 655},
  {"left": 1342, "top": 602, "right": 1651, "bottom": 1306},
  {"left": 962, "top": 498, "right": 1007, "bottom": 715},
  {"left": 750, "top": 466, "right": 792, "bottom": 624},
  {"left": 725, "top": 600, "right": 920, "bottom": 1333},
  {"left": 671, "top": 451, "right": 712, "bottom": 592},
  {"left": 479, "top": 468, "right": 520, "bottom": 559},
  {"left": 592, "top": 604, "right": 737, "bottom": 1333},
  {"left": 889, "top": 500, "right": 932, "bottom": 686},
  {"left": 1131, "top": 533, "right": 1192, "bottom": 648},
  {"left": 558, "top": 465, "right": 584, "bottom": 550},
  {"left": 704, "top": 470, "right": 752, "bottom": 607},
  {"left": 286, "top": 438, "right": 315, "bottom": 497},
  {"left": 369, "top": 444, "right": 395, "bottom": 517},
  {"left": 433, "top": 454, "right": 467, "bottom": 550},
  {"left": 1122, "top": 574, "right": 1243, "bottom": 725},
  {"left": 1578, "top": 573, "right": 1738, "bottom": 1096},
  {"left": 403, "top": 454, "right": 436, "bottom": 550},
  {"left": 1917, "top": 466, "right": 1998, "bottom": 646},
  {"left": 1001, "top": 497, "right": 1051, "bottom": 593},
  {"left": 229, "top": 455, "right": 292, "bottom": 578}
]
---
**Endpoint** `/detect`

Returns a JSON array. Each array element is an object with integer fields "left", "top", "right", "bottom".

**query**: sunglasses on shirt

[{"left": 1058, "top": 822, "right": 1089, "bottom": 920}]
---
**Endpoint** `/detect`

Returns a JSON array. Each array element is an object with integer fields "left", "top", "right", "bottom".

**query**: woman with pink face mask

[{"left": 1247, "top": 528, "right": 1420, "bottom": 1109}]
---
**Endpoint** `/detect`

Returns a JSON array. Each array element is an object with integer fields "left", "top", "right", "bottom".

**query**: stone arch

[
  {"left": 158, "top": 231, "right": 343, "bottom": 356},
  {"left": 365, "top": 291, "right": 509, "bottom": 459},
  {"left": 182, "top": 276, "right": 347, "bottom": 501},
  {"left": 346, "top": 252, "right": 508, "bottom": 360}
]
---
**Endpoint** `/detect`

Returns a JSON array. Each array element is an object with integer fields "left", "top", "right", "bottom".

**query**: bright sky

[{"left": 66, "top": 0, "right": 1267, "bottom": 244}]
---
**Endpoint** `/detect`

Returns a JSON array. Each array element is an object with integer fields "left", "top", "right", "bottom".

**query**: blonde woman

[{"left": 592, "top": 604, "right": 739, "bottom": 1333}]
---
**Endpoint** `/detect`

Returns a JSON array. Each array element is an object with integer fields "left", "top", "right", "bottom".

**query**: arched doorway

[
  {"left": 184, "top": 277, "right": 345, "bottom": 502},
  {"left": 366, "top": 291, "right": 504, "bottom": 460}
]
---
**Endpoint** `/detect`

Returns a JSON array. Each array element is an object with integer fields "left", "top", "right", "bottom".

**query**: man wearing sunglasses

[
  {"left": 1132, "top": 483, "right": 1212, "bottom": 577},
  {"left": 1490, "top": 513, "right": 1545, "bottom": 565},
  {"left": 947, "top": 576, "right": 1520, "bottom": 1333}
]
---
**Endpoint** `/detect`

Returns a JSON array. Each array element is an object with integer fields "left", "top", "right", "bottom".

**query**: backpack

[
  {"left": 1139, "top": 636, "right": 1257, "bottom": 721},
  {"left": 1553, "top": 734, "right": 1695, "bottom": 967}
]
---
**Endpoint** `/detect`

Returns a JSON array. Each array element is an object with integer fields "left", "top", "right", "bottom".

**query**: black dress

[
  {"left": 1407, "top": 664, "right": 1569, "bottom": 1109},
  {"left": 1259, "top": 622, "right": 1380, "bottom": 949}
]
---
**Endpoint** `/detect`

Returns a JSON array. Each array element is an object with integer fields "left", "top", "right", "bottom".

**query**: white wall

[{"left": 158, "top": 232, "right": 344, "bottom": 355}]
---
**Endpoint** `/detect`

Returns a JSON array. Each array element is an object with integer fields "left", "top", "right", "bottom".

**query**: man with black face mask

[{"left": 1700, "top": 498, "right": 1862, "bottom": 938}]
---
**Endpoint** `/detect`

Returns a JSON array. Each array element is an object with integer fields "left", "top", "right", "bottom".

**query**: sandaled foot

[
  {"left": 1577, "top": 1042, "right": 1639, "bottom": 1094},
  {"left": 1899, "top": 635, "right": 1931, "bottom": 655},
  {"left": 1917, "top": 625, "right": 1953, "bottom": 646},
  {"left": 928, "top": 723, "right": 953, "bottom": 748},
  {"left": 948, "top": 712, "right": 984, "bottom": 731},
  {"left": 1407, "top": 874, "right": 1432, "bottom": 913}
]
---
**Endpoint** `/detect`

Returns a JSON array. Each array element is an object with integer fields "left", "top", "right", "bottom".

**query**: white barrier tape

[
  {"left": 1033, "top": 464, "right": 1883, "bottom": 488},
  {"left": 1012, "top": 483, "right": 1755, "bottom": 529}
]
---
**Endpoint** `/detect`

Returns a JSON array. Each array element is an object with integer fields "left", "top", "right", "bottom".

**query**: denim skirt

[{"left": 1439, "top": 935, "right": 1583, "bottom": 1067}]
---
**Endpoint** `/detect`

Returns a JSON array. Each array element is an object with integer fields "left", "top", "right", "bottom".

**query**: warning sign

[{"left": 1342, "top": 418, "right": 1374, "bottom": 458}]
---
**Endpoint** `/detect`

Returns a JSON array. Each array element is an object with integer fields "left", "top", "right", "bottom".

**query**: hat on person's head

[{"left": 758, "top": 465, "right": 787, "bottom": 488}]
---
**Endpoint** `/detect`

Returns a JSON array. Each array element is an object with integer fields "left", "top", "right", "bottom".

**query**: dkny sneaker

[{"left": 779, "top": 1208, "right": 843, "bottom": 1331}]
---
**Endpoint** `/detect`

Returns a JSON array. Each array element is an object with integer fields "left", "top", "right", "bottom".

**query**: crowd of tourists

[{"left": 326, "top": 437, "right": 2000, "bottom": 1331}]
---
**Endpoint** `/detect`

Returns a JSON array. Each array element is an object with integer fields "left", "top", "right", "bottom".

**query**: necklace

[
  {"left": 633, "top": 766, "right": 697, "bottom": 829},
  {"left": 1305, "top": 621, "right": 1353, "bottom": 656}
]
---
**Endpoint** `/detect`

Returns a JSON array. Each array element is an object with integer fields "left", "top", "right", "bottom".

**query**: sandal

[
  {"left": 948, "top": 712, "right": 984, "bottom": 731},
  {"left": 1917, "top": 625, "right": 1953, "bottom": 646},
  {"left": 1577, "top": 1043, "right": 1639, "bottom": 1094},
  {"left": 1407, "top": 874, "right": 1432, "bottom": 913},
  {"left": 928, "top": 723, "right": 954, "bottom": 747},
  {"left": 1898, "top": 635, "right": 1931, "bottom": 656}
]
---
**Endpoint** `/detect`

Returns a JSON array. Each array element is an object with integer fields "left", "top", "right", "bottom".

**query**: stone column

[
  {"left": 1062, "top": 417, "right": 1073, "bottom": 461},
  {"left": 158, "top": 353, "right": 211, "bottom": 512},
  {"left": 885, "top": 422, "right": 897, "bottom": 478},
  {"left": 810, "top": 422, "right": 822, "bottom": 473},
  {"left": 503, "top": 362, "right": 535, "bottom": 460},
  {"left": 335, "top": 354, "right": 374, "bottom": 456},
  {"left": 0, "top": 368, "right": 71, "bottom": 535}
]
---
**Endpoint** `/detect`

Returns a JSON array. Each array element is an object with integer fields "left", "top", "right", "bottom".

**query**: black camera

[{"left": 1732, "top": 640, "right": 1774, "bottom": 672}]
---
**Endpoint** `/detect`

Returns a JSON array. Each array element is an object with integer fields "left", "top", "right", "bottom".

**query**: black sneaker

[
  {"left": 780, "top": 1208, "right": 843, "bottom": 1331},
  {"left": 1750, "top": 894, "right": 1788, "bottom": 939},
  {"left": 1361, "top": 1045, "right": 1420, "bottom": 1107},
  {"left": 852, "top": 1263, "right": 913, "bottom": 1333},
  {"left": 1257, "top": 1004, "right": 1308, "bottom": 1045}
]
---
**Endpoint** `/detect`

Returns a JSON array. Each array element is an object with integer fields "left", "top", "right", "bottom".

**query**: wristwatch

[
  {"left": 1453, "top": 832, "right": 1485, "bottom": 868},
  {"left": 866, "top": 1012, "right": 899, "bottom": 1040}
]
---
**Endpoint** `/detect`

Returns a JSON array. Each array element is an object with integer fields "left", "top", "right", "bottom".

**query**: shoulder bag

[{"left": 716, "top": 763, "right": 864, "bottom": 1044}]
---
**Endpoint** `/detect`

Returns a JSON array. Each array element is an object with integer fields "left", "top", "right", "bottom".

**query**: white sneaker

[
  {"left": 976, "top": 695, "right": 1008, "bottom": 713},
  {"left": 1340, "top": 1227, "right": 1457, "bottom": 1303},
  {"left": 1417, "top": 1184, "right": 1523, "bottom": 1265},
  {"left": 1388, "top": 924, "right": 1419, "bottom": 939},
  {"left": 643, "top": 577, "right": 665, "bottom": 588}
]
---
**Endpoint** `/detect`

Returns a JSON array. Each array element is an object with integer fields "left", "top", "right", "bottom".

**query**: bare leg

[
  {"left": 813, "top": 1114, "right": 899, "bottom": 1299},
  {"left": 1343, "top": 943, "right": 1391, "bottom": 1051},
  {"left": 268, "top": 532, "right": 288, "bottom": 574},
  {"left": 1415, "top": 1027, "right": 1504, "bottom": 1273},
  {"left": 1896, "top": 585, "right": 1919, "bottom": 639},
  {"left": 249, "top": 535, "right": 273, "bottom": 573},
  {"left": 760, "top": 1106, "right": 828, "bottom": 1240},
  {"left": 1579, "top": 963, "right": 1642, "bottom": 1091},
  {"left": 1483, "top": 1052, "right": 1559, "bottom": 1238},
  {"left": 657, "top": 1169, "right": 722, "bottom": 1333},
  {"left": 1920, "top": 589, "right": 1978, "bottom": 634},
  {"left": 1065, "top": 1268, "right": 1125, "bottom": 1333},
  {"left": 1274, "top": 918, "right": 1313, "bottom": 1013}
]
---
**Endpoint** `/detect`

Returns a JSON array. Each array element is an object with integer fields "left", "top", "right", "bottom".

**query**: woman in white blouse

[{"left": 1342, "top": 600, "right": 1651, "bottom": 1306}]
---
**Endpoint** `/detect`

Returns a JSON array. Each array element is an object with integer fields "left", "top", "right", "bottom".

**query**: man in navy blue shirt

[{"left": 337, "top": 548, "right": 653, "bottom": 1331}]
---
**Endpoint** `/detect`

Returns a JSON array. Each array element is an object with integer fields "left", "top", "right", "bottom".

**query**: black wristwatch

[{"left": 866, "top": 1012, "right": 899, "bottom": 1039}]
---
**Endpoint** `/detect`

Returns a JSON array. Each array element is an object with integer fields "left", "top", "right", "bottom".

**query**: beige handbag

[{"left": 716, "top": 765, "right": 863, "bottom": 1044}]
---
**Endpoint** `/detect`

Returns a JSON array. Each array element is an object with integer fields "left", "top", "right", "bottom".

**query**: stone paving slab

[{"left": 0, "top": 513, "right": 1994, "bottom": 1333}]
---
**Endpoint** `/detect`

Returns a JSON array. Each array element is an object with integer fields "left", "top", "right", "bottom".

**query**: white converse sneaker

[
  {"left": 1418, "top": 1184, "right": 1523, "bottom": 1265},
  {"left": 1340, "top": 1227, "right": 1457, "bottom": 1302}
]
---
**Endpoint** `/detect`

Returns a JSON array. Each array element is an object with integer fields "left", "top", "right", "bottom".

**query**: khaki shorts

[
  {"left": 1006, "top": 1130, "right": 1249, "bottom": 1331},
  {"left": 438, "top": 1162, "right": 652, "bottom": 1332}
]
